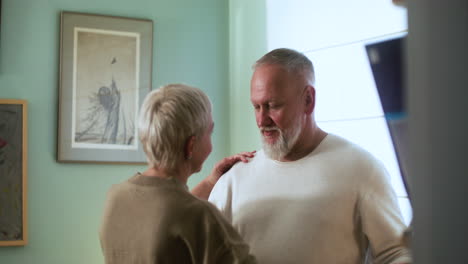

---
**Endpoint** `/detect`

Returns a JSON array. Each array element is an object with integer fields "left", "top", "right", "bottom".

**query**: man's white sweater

[{"left": 209, "top": 134, "right": 411, "bottom": 264}]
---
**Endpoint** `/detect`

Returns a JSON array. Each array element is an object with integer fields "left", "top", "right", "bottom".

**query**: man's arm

[
  {"left": 191, "top": 151, "right": 255, "bottom": 200},
  {"left": 361, "top": 163, "right": 413, "bottom": 264}
]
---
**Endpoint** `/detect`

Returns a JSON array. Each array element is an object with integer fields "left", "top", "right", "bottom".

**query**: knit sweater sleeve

[
  {"left": 359, "top": 161, "right": 412, "bottom": 264},
  {"left": 180, "top": 200, "right": 257, "bottom": 264},
  {"left": 210, "top": 206, "right": 258, "bottom": 264}
]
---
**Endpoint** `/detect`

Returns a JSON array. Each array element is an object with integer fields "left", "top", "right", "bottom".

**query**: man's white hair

[
  {"left": 138, "top": 83, "right": 211, "bottom": 171},
  {"left": 253, "top": 48, "right": 315, "bottom": 86}
]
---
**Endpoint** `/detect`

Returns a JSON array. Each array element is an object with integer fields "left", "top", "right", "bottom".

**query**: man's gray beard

[{"left": 262, "top": 116, "right": 303, "bottom": 160}]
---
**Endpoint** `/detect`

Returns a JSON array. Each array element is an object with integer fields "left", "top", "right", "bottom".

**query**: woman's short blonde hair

[{"left": 138, "top": 84, "right": 212, "bottom": 171}]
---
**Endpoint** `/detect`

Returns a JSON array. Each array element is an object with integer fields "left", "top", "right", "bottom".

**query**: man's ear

[
  {"left": 184, "top": 135, "right": 196, "bottom": 160},
  {"left": 305, "top": 85, "right": 316, "bottom": 115}
]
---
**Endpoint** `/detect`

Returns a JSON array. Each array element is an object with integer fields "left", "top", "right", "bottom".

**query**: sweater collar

[{"left": 129, "top": 172, "right": 189, "bottom": 191}]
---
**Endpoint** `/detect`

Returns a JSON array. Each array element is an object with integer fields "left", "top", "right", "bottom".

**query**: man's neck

[{"left": 280, "top": 125, "right": 327, "bottom": 162}]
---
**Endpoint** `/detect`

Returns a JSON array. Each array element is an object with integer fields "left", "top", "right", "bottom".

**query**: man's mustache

[{"left": 260, "top": 127, "right": 280, "bottom": 133}]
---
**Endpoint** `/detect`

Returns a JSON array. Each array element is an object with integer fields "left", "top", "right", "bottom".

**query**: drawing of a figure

[
  {"left": 99, "top": 77, "right": 120, "bottom": 144},
  {"left": 74, "top": 30, "right": 137, "bottom": 148},
  {"left": 75, "top": 57, "right": 134, "bottom": 146}
]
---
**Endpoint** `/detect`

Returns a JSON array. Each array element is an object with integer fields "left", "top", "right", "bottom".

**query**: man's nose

[{"left": 257, "top": 107, "right": 273, "bottom": 127}]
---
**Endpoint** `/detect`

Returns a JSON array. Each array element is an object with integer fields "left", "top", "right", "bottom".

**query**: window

[{"left": 265, "top": 0, "right": 411, "bottom": 224}]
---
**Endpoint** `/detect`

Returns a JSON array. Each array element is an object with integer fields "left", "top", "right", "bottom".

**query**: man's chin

[
  {"left": 262, "top": 135, "right": 279, "bottom": 146},
  {"left": 262, "top": 142, "right": 283, "bottom": 160},
  {"left": 263, "top": 148, "right": 284, "bottom": 160}
]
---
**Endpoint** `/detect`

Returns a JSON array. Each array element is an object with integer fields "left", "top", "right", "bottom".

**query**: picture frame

[
  {"left": 0, "top": 99, "right": 28, "bottom": 246},
  {"left": 58, "top": 11, "right": 153, "bottom": 164}
]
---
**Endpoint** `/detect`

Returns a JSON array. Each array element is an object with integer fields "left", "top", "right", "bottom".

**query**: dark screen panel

[{"left": 366, "top": 36, "right": 411, "bottom": 199}]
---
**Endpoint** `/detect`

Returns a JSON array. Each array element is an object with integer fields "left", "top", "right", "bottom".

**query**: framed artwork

[
  {"left": 58, "top": 12, "right": 153, "bottom": 163},
  {"left": 0, "top": 99, "right": 28, "bottom": 246}
]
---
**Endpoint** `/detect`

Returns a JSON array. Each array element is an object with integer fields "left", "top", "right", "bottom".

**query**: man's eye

[{"left": 269, "top": 104, "right": 279, "bottom": 109}]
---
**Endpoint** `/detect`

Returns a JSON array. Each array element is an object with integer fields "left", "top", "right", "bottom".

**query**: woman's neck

[{"left": 141, "top": 165, "right": 191, "bottom": 184}]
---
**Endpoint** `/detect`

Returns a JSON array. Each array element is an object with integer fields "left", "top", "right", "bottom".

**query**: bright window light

[{"left": 265, "top": 0, "right": 411, "bottom": 223}]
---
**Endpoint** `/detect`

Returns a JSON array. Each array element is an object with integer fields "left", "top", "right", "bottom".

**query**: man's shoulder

[
  {"left": 209, "top": 150, "right": 265, "bottom": 202},
  {"left": 225, "top": 149, "right": 266, "bottom": 177},
  {"left": 320, "top": 134, "right": 386, "bottom": 177},
  {"left": 325, "top": 134, "right": 378, "bottom": 160}
]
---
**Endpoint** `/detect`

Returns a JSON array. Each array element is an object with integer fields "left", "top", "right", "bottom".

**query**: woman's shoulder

[{"left": 178, "top": 195, "right": 227, "bottom": 224}]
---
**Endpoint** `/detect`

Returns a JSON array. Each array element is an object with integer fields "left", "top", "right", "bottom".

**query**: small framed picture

[
  {"left": 58, "top": 12, "right": 153, "bottom": 164},
  {"left": 0, "top": 99, "right": 28, "bottom": 246}
]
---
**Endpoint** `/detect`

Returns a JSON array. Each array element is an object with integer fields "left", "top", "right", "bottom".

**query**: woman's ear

[
  {"left": 305, "top": 85, "right": 316, "bottom": 115},
  {"left": 184, "top": 135, "right": 196, "bottom": 160}
]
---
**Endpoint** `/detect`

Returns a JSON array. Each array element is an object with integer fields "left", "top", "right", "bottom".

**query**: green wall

[
  {"left": 228, "top": 0, "right": 266, "bottom": 154},
  {"left": 0, "top": 0, "right": 229, "bottom": 263}
]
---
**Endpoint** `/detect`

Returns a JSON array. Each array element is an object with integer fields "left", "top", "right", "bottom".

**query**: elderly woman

[{"left": 99, "top": 84, "right": 256, "bottom": 264}]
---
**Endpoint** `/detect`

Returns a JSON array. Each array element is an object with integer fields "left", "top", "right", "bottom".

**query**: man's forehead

[{"left": 250, "top": 83, "right": 295, "bottom": 103}]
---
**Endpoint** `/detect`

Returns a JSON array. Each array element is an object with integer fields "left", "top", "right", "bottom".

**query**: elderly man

[{"left": 195, "top": 48, "right": 411, "bottom": 263}]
